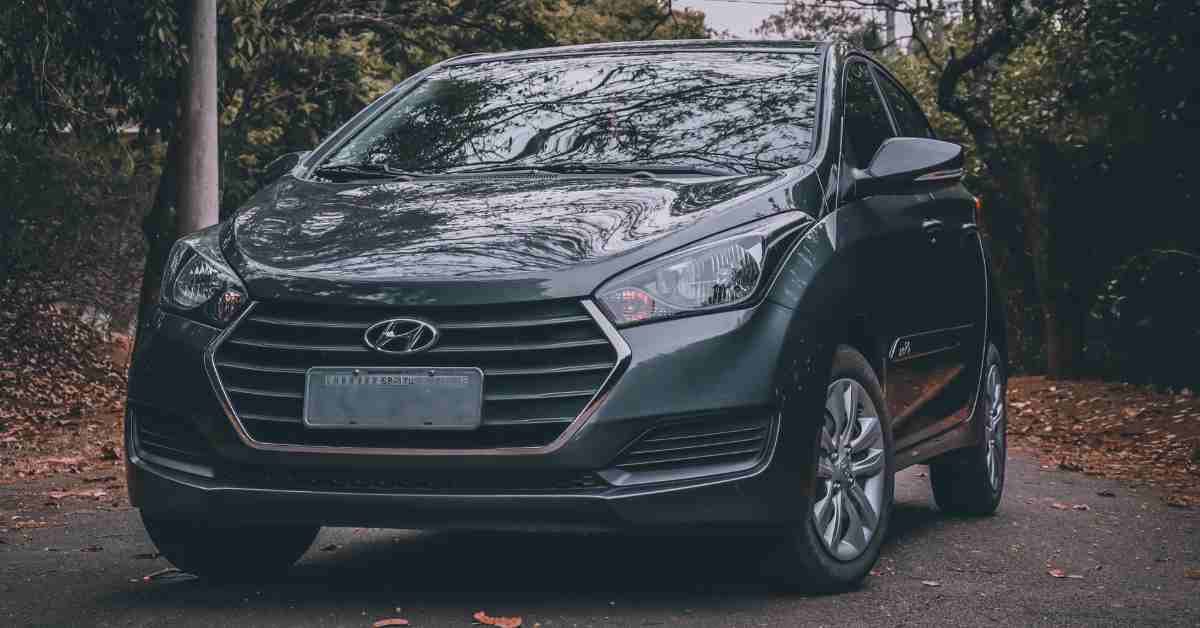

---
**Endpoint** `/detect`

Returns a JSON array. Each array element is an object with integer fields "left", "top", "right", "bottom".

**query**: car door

[
  {"left": 871, "top": 65, "right": 986, "bottom": 447},
  {"left": 833, "top": 59, "right": 959, "bottom": 449}
]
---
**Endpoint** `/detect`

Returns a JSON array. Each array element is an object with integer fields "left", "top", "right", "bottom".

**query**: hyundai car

[{"left": 127, "top": 39, "right": 1008, "bottom": 590}]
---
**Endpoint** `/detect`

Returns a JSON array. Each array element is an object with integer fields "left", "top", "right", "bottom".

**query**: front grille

[
  {"left": 132, "top": 405, "right": 213, "bottom": 468},
  {"left": 230, "top": 466, "right": 607, "bottom": 494},
  {"left": 213, "top": 299, "right": 618, "bottom": 449},
  {"left": 611, "top": 413, "right": 773, "bottom": 474}
]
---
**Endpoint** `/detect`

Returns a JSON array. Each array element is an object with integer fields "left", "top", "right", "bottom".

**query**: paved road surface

[{"left": 2, "top": 452, "right": 1198, "bottom": 627}]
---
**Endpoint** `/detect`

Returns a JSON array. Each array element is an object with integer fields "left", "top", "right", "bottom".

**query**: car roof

[{"left": 442, "top": 39, "right": 829, "bottom": 66}]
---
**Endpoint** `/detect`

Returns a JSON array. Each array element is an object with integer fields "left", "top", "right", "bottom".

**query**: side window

[
  {"left": 873, "top": 68, "right": 935, "bottom": 138},
  {"left": 842, "top": 61, "right": 895, "bottom": 169}
]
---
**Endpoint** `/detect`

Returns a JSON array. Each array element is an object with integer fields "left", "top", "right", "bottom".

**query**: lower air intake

[
  {"left": 610, "top": 412, "right": 773, "bottom": 477},
  {"left": 132, "top": 405, "right": 214, "bottom": 474}
]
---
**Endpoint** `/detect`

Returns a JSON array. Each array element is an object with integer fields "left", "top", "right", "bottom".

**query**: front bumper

[{"left": 126, "top": 299, "right": 819, "bottom": 529}]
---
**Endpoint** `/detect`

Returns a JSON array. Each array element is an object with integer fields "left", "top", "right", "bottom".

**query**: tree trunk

[
  {"left": 134, "top": 135, "right": 180, "bottom": 343},
  {"left": 175, "top": 0, "right": 220, "bottom": 236},
  {"left": 946, "top": 63, "right": 1087, "bottom": 379},
  {"left": 133, "top": 0, "right": 219, "bottom": 347}
]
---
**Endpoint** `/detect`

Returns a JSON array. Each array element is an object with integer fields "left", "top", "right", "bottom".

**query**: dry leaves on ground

[
  {"left": 372, "top": 619, "right": 410, "bottom": 627},
  {"left": 1008, "top": 376, "right": 1200, "bottom": 507}
]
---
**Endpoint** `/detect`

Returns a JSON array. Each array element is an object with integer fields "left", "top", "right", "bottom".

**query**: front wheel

[
  {"left": 766, "top": 345, "right": 895, "bottom": 592},
  {"left": 141, "top": 514, "right": 319, "bottom": 581},
  {"left": 929, "top": 342, "right": 1006, "bottom": 516}
]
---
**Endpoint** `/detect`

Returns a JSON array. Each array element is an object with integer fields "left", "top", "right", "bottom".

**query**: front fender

[{"left": 761, "top": 212, "right": 860, "bottom": 506}]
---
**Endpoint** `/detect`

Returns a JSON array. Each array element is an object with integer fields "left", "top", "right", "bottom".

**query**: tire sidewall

[
  {"left": 979, "top": 343, "right": 1007, "bottom": 503},
  {"left": 791, "top": 345, "right": 895, "bottom": 586}
]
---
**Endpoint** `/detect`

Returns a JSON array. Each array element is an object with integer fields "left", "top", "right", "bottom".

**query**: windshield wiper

[
  {"left": 312, "top": 162, "right": 425, "bottom": 181},
  {"left": 569, "top": 163, "right": 738, "bottom": 177},
  {"left": 447, "top": 162, "right": 737, "bottom": 178}
]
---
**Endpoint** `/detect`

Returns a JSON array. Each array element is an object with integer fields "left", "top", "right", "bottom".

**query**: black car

[{"left": 128, "top": 40, "right": 1007, "bottom": 590}]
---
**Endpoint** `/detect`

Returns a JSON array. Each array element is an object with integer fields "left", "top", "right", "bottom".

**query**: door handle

[{"left": 922, "top": 218, "right": 945, "bottom": 245}]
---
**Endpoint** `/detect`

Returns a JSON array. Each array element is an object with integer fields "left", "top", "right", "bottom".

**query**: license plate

[{"left": 303, "top": 367, "right": 483, "bottom": 430}]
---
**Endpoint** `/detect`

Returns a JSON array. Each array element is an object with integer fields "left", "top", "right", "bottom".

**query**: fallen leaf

[
  {"left": 474, "top": 611, "right": 522, "bottom": 628},
  {"left": 1050, "top": 502, "right": 1070, "bottom": 510},
  {"left": 1048, "top": 569, "right": 1067, "bottom": 578},
  {"left": 140, "top": 567, "right": 182, "bottom": 582},
  {"left": 373, "top": 619, "right": 410, "bottom": 627},
  {"left": 47, "top": 488, "right": 107, "bottom": 500},
  {"left": 920, "top": 580, "right": 940, "bottom": 587},
  {"left": 42, "top": 456, "right": 83, "bottom": 466},
  {"left": 1185, "top": 568, "right": 1200, "bottom": 580}
]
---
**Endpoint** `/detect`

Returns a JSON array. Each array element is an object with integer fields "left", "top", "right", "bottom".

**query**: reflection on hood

[{"left": 232, "top": 173, "right": 787, "bottom": 280}]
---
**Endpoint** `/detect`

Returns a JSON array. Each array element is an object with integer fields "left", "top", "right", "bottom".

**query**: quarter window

[
  {"left": 842, "top": 62, "right": 895, "bottom": 169},
  {"left": 873, "top": 69, "right": 934, "bottom": 138}
]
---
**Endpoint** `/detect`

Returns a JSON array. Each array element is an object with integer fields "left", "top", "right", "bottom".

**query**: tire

[
  {"left": 929, "top": 342, "right": 1006, "bottom": 516},
  {"left": 141, "top": 513, "right": 319, "bottom": 582},
  {"left": 766, "top": 345, "right": 895, "bottom": 592}
]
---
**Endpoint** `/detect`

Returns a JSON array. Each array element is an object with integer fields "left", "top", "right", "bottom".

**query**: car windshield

[{"left": 323, "top": 51, "right": 821, "bottom": 175}]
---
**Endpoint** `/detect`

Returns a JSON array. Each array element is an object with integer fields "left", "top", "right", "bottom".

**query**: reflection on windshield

[{"left": 327, "top": 51, "right": 820, "bottom": 174}]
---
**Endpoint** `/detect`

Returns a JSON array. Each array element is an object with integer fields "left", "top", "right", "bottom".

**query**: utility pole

[
  {"left": 175, "top": 0, "right": 220, "bottom": 235},
  {"left": 884, "top": 1, "right": 897, "bottom": 49}
]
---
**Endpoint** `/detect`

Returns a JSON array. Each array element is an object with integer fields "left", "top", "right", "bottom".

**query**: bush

[
  {"left": 1090, "top": 249, "right": 1200, "bottom": 389},
  {"left": 0, "top": 134, "right": 155, "bottom": 336}
]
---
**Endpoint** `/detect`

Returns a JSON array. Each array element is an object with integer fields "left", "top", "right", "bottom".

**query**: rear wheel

[
  {"left": 767, "top": 345, "right": 894, "bottom": 592},
  {"left": 141, "top": 513, "right": 318, "bottom": 581},
  {"left": 929, "top": 342, "right": 1006, "bottom": 516}
]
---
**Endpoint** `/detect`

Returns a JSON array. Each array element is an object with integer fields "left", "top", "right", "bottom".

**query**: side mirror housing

[
  {"left": 851, "top": 138, "right": 963, "bottom": 199},
  {"left": 261, "top": 150, "right": 310, "bottom": 184}
]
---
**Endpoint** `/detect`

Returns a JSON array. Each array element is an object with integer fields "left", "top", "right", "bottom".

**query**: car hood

[{"left": 225, "top": 171, "right": 814, "bottom": 306}]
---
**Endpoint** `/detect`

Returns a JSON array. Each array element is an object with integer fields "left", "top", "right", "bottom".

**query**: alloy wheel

[
  {"left": 812, "top": 378, "right": 886, "bottom": 562},
  {"left": 983, "top": 364, "right": 1006, "bottom": 491}
]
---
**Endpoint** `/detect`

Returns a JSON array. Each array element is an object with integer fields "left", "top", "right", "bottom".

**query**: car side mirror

[
  {"left": 261, "top": 150, "right": 310, "bottom": 184},
  {"left": 850, "top": 138, "right": 963, "bottom": 200}
]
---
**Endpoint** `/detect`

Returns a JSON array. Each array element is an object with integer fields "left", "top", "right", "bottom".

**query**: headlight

[
  {"left": 161, "top": 228, "right": 248, "bottom": 326},
  {"left": 598, "top": 224, "right": 793, "bottom": 327}
]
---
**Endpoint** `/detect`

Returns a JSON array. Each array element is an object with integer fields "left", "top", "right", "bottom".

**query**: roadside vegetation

[{"left": 1, "top": 1, "right": 1197, "bottom": 506}]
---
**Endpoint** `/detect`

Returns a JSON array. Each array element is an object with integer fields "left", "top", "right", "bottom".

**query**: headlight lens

[
  {"left": 161, "top": 235, "right": 248, "bottom": 326},
  {"left": 598, "top": 234, "right": 766, "bottom": 326}
]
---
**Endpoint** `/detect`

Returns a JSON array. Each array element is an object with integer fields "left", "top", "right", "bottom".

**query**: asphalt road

[{"left": 2, "top": 452, "right": 1198, "bottom": 627}]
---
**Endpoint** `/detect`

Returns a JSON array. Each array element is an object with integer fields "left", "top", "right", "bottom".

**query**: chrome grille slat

[
  {"left": 245, "top": 313, "right": 594, "bottom": 331},
  {"left": 227, "top": 385, "right": 304, "bottom": 400},
  {"left": 214, "top": 299, "right": 620, "bottom": 450},
  {"left": 482, "top": 416, "right": 575, "bottom": 426},
  {"left": 484, "top": 389, "right": 596, "bottom": 402},
  {"left": 240, "top": 411, "right": 303, "bottom": 424},
  {"left": 226, "top": 337, "right": 609, "bottom": 354}
]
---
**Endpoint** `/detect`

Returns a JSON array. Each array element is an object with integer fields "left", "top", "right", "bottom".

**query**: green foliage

[
  {"left": 0, "top": 136, "right": 152, "bottom": 326},
  {"left": 0, "top": 0, "right": 184, "bottom": 138}
]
